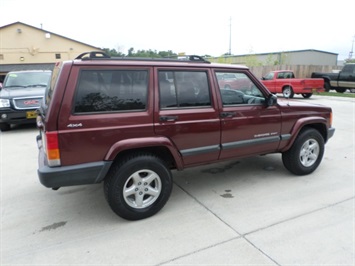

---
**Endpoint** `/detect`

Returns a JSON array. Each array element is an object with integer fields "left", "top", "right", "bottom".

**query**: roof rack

[
  {"left": 75, "top": 51, "right": 111, "bottom": 60},
  {"left": 75, "top": 51, "right": 210, "bottom": 64}
]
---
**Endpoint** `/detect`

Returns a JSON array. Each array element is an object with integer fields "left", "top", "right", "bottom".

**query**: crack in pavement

[{"left": 166, "top": 182, "right": 354, "bottom": 266}]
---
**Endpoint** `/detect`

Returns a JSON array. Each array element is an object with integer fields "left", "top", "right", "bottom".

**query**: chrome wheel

[
  {"left": 299, "top": 138, "right": 320, "bottom": 167},
  {"left": 123, "top": 169, "right": 162, "bottom": 209},
  {"left": 283, "top": 86, "right": 294, "bottom": 98}
]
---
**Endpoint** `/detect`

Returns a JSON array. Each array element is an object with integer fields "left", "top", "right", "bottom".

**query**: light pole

[
  {"left": 349, "top": 35, "right": 355, "bottom": 60},
  {"left": 228, "top": 17, "right": 232, "bottom": 55}
]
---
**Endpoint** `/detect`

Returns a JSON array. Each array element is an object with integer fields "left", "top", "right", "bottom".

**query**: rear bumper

[{"left": 37, "top": 136, "right": 112, "bottom": 188}]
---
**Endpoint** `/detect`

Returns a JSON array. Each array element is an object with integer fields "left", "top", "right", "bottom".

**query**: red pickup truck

[{"left": 261, "top": 70, "right": 324, "bottom": 98}]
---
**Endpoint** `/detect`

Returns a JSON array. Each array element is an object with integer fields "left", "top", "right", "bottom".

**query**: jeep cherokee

[{"left": 36, "top": 52, "right": 335, "bottom": 220}]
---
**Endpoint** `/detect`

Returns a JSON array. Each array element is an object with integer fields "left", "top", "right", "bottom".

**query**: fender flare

[
  {"left": 104, "top": 136, "right": 184, "bottom": 169},
  {"left": 280, "top": 117, "right": 327, "bottom": 152}
]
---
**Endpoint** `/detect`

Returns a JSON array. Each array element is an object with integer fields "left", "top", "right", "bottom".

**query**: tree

[
  {"left": 102, "top": 48, "right": 125, "bottom": 57},
  {"left": 102, "top": 47, "right": 179, "bottom": 58},
  {"left": 128, "top": 47, "right": 134, "bottom": 57},
  {"left": 344, "top": 58, "right": 355, "bottom": 64}
]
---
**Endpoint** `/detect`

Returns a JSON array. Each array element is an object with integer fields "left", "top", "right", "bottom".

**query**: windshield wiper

[
  {"left": 4, "top": 85, "right": 26, "bottom": 88},
  {"left": 26, "top": 84, "right": 48, "bottom": 88}
]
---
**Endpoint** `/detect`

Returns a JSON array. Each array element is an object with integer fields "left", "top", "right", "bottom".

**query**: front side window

[
  {"left": 216, "top": 72, "right": 265, "bottom": 105},
  {"left": 159, "top": 70, "right": 211, "bottom": 109},
  {"left": 263, "top": 72, "right": 274, "bottom": 80},
  {"left": 74, "top": 70, "right": 148, "bottom": 113}
]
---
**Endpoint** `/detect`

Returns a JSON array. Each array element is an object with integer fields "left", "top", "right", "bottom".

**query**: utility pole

[
  {"left": 348, "top": 35, "right": 355, "bottom": 59},
  {"left": 228, "top": 17, "right": 232, "bottom": 55}
]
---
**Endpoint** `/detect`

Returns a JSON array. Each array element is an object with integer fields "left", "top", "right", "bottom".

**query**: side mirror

[{"left": 266, "top": 94, "right": 277, "bottom": 106}]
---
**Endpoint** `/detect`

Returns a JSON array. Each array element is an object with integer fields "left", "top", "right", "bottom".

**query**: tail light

[{"left": 45, "top": 132, "right": 61, "bottom": 167}]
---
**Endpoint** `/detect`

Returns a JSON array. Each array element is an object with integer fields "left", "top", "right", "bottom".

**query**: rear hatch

[{"left": 37, "top": 62, "right": 66, "bottom": 167}]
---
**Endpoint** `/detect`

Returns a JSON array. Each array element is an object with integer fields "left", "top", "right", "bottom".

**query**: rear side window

[
  {"left": 158, "top": 70, "right": 211, "bottom": 109},
  {"left": 74, "top": 70, "right": 148, "bottom": 113}
]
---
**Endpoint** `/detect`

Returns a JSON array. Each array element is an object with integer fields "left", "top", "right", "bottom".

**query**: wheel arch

[
  {"left": 281, "top": 118, "right": 328, "bottom": 152},
  {"left": 282, "top": 84, "right": 293, "bottom": 90},
  {"left": 104, "top": 137, "right": 183, "bottom": 170}
]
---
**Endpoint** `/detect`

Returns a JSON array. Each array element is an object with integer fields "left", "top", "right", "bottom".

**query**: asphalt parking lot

[{"left": 1, "top": 95, "right": 354, "bottom": 265}]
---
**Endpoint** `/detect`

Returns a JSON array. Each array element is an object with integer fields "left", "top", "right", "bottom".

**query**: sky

[{"left": 1, "top": 0, "right": 355, "bottom": 60}]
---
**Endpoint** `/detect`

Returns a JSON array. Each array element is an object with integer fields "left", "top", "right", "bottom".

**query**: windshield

[{"left": 4, "top": 71, "right": 51, "bottom": 88}]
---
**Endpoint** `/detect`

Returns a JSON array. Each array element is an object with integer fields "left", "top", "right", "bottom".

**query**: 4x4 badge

[{"left": 67, "top": 123, "right": 83, "bottom": 128}]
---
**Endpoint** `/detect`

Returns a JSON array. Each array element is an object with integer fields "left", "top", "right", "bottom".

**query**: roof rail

[
  {"left": 75, "top": 51, "right": 210, "bottom": 64},
  {"left": 75, "top": 51, "right": 111, "bottom": 60},
  {"left": 164, "top": 54, "right": 210, "bottom": 63}
]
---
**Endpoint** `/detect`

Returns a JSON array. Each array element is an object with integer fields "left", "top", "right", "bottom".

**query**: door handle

[
  {"left": 160, "top": 115, "right": 178, "bottom": 122},
  {"left": 220, "top": 112, "right": 236, "bottom": 118}
]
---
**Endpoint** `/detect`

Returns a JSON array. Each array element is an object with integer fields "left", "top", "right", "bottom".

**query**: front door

[{"left": 215, "top": 70, "right": 282, "bottom": 160}]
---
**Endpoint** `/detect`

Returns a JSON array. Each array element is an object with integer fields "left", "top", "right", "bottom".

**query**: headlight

[{"left": 0, "top": 99, "right": 10, "bottom": 108}]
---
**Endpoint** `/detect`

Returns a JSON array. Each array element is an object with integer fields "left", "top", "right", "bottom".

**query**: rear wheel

[
  {"left": 104, "top": 153, "right": 173, "bottom": 220},
  {"left": 301, "top": 93, "right": 312, "bottom": 98},
  {"left": 282, "top": 128, "right": 324, "bottom": 175},
  {"left": 283, "top": 86, "right": 294, "bottom": 98},
  {"left": 324, "top": 81, "right": 331, "bottom": 92}
]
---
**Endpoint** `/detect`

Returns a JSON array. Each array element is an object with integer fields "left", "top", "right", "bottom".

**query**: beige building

[
  {"left": 208, "top": 49, "right": 339, "bottom": 67},
  {"left": 0, "top": 21, "right": 102, "bottom": 81}
]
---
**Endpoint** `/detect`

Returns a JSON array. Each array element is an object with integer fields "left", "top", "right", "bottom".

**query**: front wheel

[
  {"left": 104, "top": 153, "right": 173, "bottom": 220},
  {"left": 283, "top": 86, "right": 294, "bottom": 98},
  {"left": 282, "top": 128, "right": 324, "bottom": 175}
]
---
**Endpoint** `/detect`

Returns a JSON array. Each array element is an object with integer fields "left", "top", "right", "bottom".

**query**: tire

[
  {"left": 104, "top": 153, "right": 173, "bottom": 220},
  {"left": 0, "top": 123, "right": 10, "bottom": 131},
  {"left": 324, "top": 81, "right": 331, "bottom": 92},
  {"left": 335, "top": 88, "right": 346, "bottom": 93},
  {"left": 301, "top": 93, "right": 312, "bottom": 98},
  {"left": 283, "top": 86, "right": 294, "bottom": 98},
  {"left": 282, "top": 128, "right": 324, "bottom": 175}
]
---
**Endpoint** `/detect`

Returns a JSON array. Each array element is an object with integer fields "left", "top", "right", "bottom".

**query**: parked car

[
  {"left": 36, "top": 52, "right": 335, "bottom": 220},
  {"left": 0, "top": 70, "right": 52, "bottom": 131},
  {"left": 261, "top": 70, "right": 324, "bottom": 98},
  {"left": 311, "top": 63, "right": 355, "bottom": 93}
]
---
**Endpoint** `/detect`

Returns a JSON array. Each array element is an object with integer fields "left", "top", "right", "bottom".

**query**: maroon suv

[{"left": 36, "top": 52, "right": 335, "bottom": 220}]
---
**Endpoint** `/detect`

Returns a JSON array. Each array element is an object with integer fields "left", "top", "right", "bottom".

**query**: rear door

[
  {"left": 215, "top": 70, "right": 282, "bottom": 160},
  {"left": 154, "top": 67, "right": 221, "bottom": 166},
  {"left": 57, "top": 65, "right": 154, "bottom": 166}
]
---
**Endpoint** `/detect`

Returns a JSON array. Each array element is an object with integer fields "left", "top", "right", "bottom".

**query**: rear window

[
  {"left": 44, "top": 64, "right": 61, "bottom": 108},
  {"left": 74, "top": 69, "right": 148, "bottom": 113}
]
